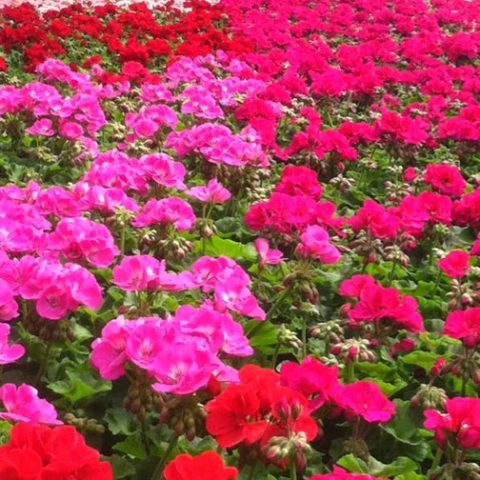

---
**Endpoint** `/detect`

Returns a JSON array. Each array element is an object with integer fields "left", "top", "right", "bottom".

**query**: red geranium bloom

[
  {"left": 164, "top": 451, "right": 238, "bottom": 480},
  {"left": 0, "top": 423, "right": 113, "bottom": 480},
  {"left": 444, "top": 307, "right": 480, "bottom": 348}
]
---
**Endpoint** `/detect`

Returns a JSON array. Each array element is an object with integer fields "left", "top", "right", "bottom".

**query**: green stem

[
  {"left": 247, "top": 462, "right": 257, "bottom": 480},
  {"left": 35, "top": 340, "right": 53, "bottom": 387},
  {"left": 344, "top": 361, "right": 355, "bottom": 383},
  {"left": 120, "top": 225, "right": 126, "bottom": 256},
  {"left": 271, "top": 343, "right": 281, "bottom": 369},
  {"left": 301, "top": 315, "right": 307, "bottom": 359},
  {"left": 290, "top": 460, "right": 298, "bottom": 480},
  {"left": 152, "top": 434, "right": 178, "bottom": 480},
  {"left": 266, "top": 287, "right": 292, "bottom": 321}
]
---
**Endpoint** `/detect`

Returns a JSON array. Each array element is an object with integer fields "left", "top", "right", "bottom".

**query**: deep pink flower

[
  {"left": 438, "top": 250, "right": 470, "bottom": 278},
  {"left": 444, "top": 307, "right": 480, "bottom": 348},
  {"left": 425, "top": 397, "right": 480, "bottom": 449},
  {"left": 424, "top": 163, "right": 467, "bottom": 197},
  {"left": 334, "top": 381, "right": 396, "bottom": 423}
]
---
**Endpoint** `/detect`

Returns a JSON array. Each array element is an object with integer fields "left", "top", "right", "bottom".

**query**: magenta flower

[
  {"left": 425, "top": 397, "right": 480, "bottom": 449},
  {"left": 334, "top": 381, "right": 396, "bottom": 423},
  {"left": 186, "top": 179, "right": 231, "bottom": 204},
  {"left": 133, "top": 198, "right": 196, "bottom": 231},
  {"left": 438, "top": 250, "right": 470, "bottom": 278},
  {"left": 0, "top": 384, "right": 61, "bottom": 425},
  {"left": 298, "top": 225, "right": 341, "bottom": 264},
  {"left": 0, "top": 324, "right": 24, "bottom": 365},
  {"left": 26, "top": 118, "right": 54, "bottom": 137},
  {"left": 444, "top": 307, "right": 480, "bottom": 348},
  {"left": 255, "top": 238, "right": 283, "bottom": 268},
  {"left": 91, "top": 317, "right": 129, "bottom": 380}
]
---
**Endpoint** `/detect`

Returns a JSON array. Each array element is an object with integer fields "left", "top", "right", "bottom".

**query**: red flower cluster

[
  {"left": 164, "top": 451, "right": 238, "bottom": 480},
  {"left": 0, "top": 423, "right": 112, "bottom": 480}
]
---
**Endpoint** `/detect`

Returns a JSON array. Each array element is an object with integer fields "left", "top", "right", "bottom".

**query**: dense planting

[{"left": 0, "top": 0, "right": 480, "bottom": 479}]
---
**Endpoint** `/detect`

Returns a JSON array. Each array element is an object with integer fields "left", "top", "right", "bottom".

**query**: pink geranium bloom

[
  {"left": 133, "top": 198, "right": 196, "bottom": 231},
  {"left": 26, "top": 118, "right": 54, "bottom": 137},
  {"left": 59, "top": 121, "right": 83, "bottom": 140},
  {"left": 425, "top": 397, "right": 480, "bottom": 449},
  {"left": 91, "top": 317, "right": 129, "bottom": 380},
  {"left": 334, "top": 380, "right": 396, "bottom": 423},
  {"left": 0, "top": 279, "right": 19, "bottom": 321},
  {"left": 255, "top": 238, "right": 283, "bottom": 268},
  {"left": 310, "top": 467, "right": 386, "bottom": 479},
  {"left": 0, "top": 384, "right": 61, "bottom": 425},
  {"left": 0, "top": 324, "right": 24, "bottom": 365},
  {"left": 444, "top": 307, "right": 480, "bottom": 348},
  {"left": 298, "top": 225, "right": 341, "bottom": 264},
  {"left": 424, "top": 163, "right": 467, "bottom": 197},
  {"left": 112, "top": 255, "right": 164, "bottom": 292},
  {"left": 438, "top": 250, "right": 470, "bottom": 278},
  {"left": 186, "top": 179, "right": 231, "bottom": 204}
]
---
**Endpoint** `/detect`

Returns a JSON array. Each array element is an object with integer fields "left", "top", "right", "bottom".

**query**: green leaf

[
  {"left": 192, "top": 235, "right": 257, "bottom": 261},
  {"left": 47, "top": 367, "right": 111, "bottom": 405},
  {"left": 369, "top": 457, "right": 417, "bottom": 476},
  {"left": 106, "top": 454, "right": 136, "bottom": 479},
  {"left": 337, "top": 454, "right": 369, "bottom": 473},
  {"left": 113, "top": 433, "right": 147, "bottom": 460},
  {"left": 401, "top": 351, "right": 442, "bottom": 372},
  {"left": 105, "top": 408, "right": 138, "bottom": 436},
  {"left": 247, "top": 321, "right": 278, "bottom": 355}
]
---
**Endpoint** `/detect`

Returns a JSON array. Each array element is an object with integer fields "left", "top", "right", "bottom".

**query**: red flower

[
  {"left": 206, "top": 365, "right": 319, "bottom": 450},
  {"left": 164, "top": 451, "right": 238, "bottom": 480},
  {"left": 444, "top": 307, "right": 480, "bottom": 348},
  {"left": 0, "top": 423, "right": 113, "bottom": 480}
]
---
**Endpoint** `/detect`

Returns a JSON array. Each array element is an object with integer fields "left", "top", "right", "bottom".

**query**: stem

[
  {"left": 290, "top": 460, "right": 298, "bottom": 480},
  {"left": 266, "top": 287, "right": 292, "bottom": 321},
  {"left": 301, "top": 315, "right": 307, "bottom": 359},
  {"left": 119, "top": 225, "right": 126, "bottom": 256},
  {"left": 152, "top": 434, "right": 178, "bottom": 480},
  {"left": 344, "top": 361, "right": 355, "bottom": 383},
  {"left": 35, "top": 340, "right": 53, "bottom": 387},
  {"left": 427, "top": 447, "right": 443, "bottom": 479},
  {"left": 141, "top": 418, "right": 151, "bottom": 456},
  {"left": 271, "top": 343, "right": 281, "bottom": 369},
  {"left": 387, "top": 259, "right": 397, "bottom": 284},
  {"left": 247, "top": 462, "right": 257, "bottom": 480}
]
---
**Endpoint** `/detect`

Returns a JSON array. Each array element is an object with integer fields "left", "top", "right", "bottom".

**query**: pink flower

[
  {"left": 274, "top": 165, "right": 323, "bottom": 199},
  {"left": 310, "top": 467, "right": 386, "bottom": 480},
  {"left": 186, "top": 179, "right": 231, "bottom": 204},
  {"left": 438, "top": 250, "right": 470, "bottom": 278},
  {"left": 444, "top": 307, "right": 480, "bottom": 348},
  {"left": 112, "top": 255, "right": 164, "bottom": 292},
  {"left": 59, "top": 121, "right": 83, "bottom": 140},
  {"left": 255, "top": 238, "right": 283, "bottom": 268},
  {"left": 151, "top": 338, "right": 220, "bottom": 395},
  {"left": 91, "top": 317, "right": 129, "bottom": 380},
  {"left": 215, "top": 277, "right": 266, "bottom": 321},
  {"left": 334, "top": 381, "right": 396, "bottom": 423},
  {"left": 0, "top": 324, "right": 24, "bottom": 365},
  {"left": 26, "top": 118, "right": 54, "bottom": 137},
  {"left": 140, "top": 154, "right": 186, "bottom": 190},
  {"left": 349, "top": 200, "right": 400, "bottom": 240},
  {"left": 133, "top": 198, "right": 196, "bottom": 231},
  {"left": 403, "top": 167, "right": 417, "bottom": 183},
  {"left": 424, "top": 163, "right": 467, "bottom": 197},
  {"left": 0, "top": 279, "right": 19, "bottom": 321},
  {"left": 298, "top": 225, "right": 341, "bottom": 264},
  {"left": 425, "top": 397, "right": 480, "bottom": 449},
  {"left": 0, "top": 384, "right": 61, "bottom": 425},
  {"left": 36, "top": 284, "right": 71, "bottom": 320}
]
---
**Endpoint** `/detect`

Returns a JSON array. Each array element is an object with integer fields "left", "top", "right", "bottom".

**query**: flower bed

[{"left": 0, "top": 0, "right": 479, "bottom": 479}]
